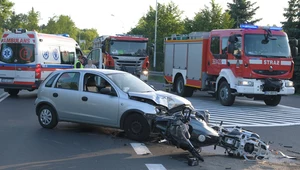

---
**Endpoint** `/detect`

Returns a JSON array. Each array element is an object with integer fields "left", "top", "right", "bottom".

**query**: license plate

[
  {"left": 0, "top": 78, "right": 14, "bottom": 83},
  {"left": 264, "top": 91, "right": 278, "bottom": 95}
]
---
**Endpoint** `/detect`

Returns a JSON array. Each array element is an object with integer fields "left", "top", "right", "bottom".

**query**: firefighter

[{"left": 74, "top": 56, "right": 84, "bottom": 69}]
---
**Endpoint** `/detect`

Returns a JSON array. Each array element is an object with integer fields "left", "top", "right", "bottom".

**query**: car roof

[{"left": 53, "top": 69, "right": 126, "bottom": 75}]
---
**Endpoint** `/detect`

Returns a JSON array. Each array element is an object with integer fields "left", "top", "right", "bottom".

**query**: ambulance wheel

[
  {"left": 218, "top": 81, "right": 235, "bottom": 106},
  {"left": 8, "top": 89, "right": 20, "bottom": 96},
  {"left": 175, "top": 76, "right": 194, "bottom": 97},
  {"left": 264, "top": 95, "right": 281, "bottom": 106}
]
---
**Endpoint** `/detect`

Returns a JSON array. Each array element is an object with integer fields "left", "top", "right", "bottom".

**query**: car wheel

[
  {"left": 38, "top": 105, "right": 58, "bottom": 129},
  {"left": 8, "top": 89, "right": 20, "bottom": 96},
  {"left": 218, "top": 81, "right": 235, "bottom": 106},
  {"left": 264, "top": 95, "right": 281, "bottom": 106},
  {"left": 124, "top": 113, "right": 150, "bottom": 141}
]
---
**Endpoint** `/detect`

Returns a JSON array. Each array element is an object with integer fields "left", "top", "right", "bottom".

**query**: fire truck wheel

[
  {"left": 175, "top": 76, "right": 194, "bottom": 97},
  {"left": 264, "top": 95, "right": 281, "bottom": 106},
  {"left": 7, "top": 89, "right": 20, "bottom": 96},
  {"left": 218, "top": 81, "right": 235, "bottom": 106}
]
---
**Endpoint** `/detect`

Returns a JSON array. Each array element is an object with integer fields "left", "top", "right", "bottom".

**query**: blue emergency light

[
  {"left": 240, "top": 24, "right": 258, "bottom": 29},
  {"left": 56, "top": 34, "right": 70, "bottom": 37},
  {"left": 240, "top": 24, "right": 283, "bottom": 31}
]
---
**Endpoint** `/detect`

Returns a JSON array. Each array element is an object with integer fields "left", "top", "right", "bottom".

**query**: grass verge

[{"left": 149, "top": 75, "right": 165, "bottom": 83}]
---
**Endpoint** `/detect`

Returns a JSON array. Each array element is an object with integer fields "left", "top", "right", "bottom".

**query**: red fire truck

[
  {"left": 164, "top": 24, "right": 299, "bottom": 106},
  {"left": 92, "top": 34, "right": 150, "bottom": 81}
]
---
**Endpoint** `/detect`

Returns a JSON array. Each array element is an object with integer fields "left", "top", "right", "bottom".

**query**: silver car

[{"left": 35, "top": 69, "right": 194, "bottom": 141}]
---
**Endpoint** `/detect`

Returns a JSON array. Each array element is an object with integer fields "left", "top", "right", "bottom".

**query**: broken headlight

[{"left": 155, "top": 106, "right": 168, "bottom": 115}]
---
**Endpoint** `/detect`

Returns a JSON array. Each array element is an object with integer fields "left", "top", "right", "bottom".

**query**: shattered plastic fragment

[{"left": 278, "top": 151, "right": 297, "bottom": 159}]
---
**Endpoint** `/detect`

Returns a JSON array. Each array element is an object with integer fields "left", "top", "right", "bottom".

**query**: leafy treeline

[
  {"left": 128, "top": 0, "right": 262, "bottom": 70},
  {"left": 282, "top": 0, "right": 300, "bottom": 92},
  {"left": 1, "top": 0, "right": 300, "bottom": 73},
  {"left": 0, "top": 0, "right": 98, "bottom": 52}
]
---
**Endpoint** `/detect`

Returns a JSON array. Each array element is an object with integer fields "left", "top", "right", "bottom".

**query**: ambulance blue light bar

[
  {"left": 56, "top": 34, "right": 70, "bottom": 37},
  {"left": 240, "top": 24, "right": 283, "bottom": 31}
]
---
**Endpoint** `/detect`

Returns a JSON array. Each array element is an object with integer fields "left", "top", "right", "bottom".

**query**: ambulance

[{"left": 0, "top": 28, "right": 83, "bottom": 96}]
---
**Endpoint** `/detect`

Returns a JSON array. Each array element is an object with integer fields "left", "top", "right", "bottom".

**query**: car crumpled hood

[{"left": 128, "top": 90, "right": 192, "bottom": 109}]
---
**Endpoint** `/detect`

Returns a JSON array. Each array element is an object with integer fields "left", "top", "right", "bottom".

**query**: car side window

[
  {"left": 55, "top": 72, "right": 80, "bottom": 91},
  {"left": 45, "top": 73, "right": 59, "bottom": 88},
  {"left": 83, "top": 73, "right": 117, "bottom": 96}
]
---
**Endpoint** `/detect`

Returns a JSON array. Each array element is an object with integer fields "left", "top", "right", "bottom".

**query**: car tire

[
  {"left": 264, "top": 95, "right": 281, "bottom": 106},
  {"left": 124, "top": 113, "right": 150, "bottom": 141},
  {"left": 8, "top": 89, "right": 20, "bottom": 96},
  {"left": 218, "top": 81, "right": 235, "bottom": 106},
  {"left": 38, "top": 105, "right": 58, "bottom": 129}
]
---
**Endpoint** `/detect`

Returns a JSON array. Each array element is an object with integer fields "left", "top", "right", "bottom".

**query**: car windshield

[
  {"left": 107, "top": 73, "right": 155, "bottom": 93},
  {"left": 110, "top": 41, "right": 147, "bottom": 56},
  {"left": 244, "top": 34, "right": 290, "bottom": 58}
]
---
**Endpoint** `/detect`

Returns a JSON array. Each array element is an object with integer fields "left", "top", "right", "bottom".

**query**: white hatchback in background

[{"left": 35, "top": 69, "right": 194, "bottom": 141}]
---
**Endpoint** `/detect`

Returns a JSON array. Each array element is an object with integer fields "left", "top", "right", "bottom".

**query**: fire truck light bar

[{"left": 240, "top": 24, "right": 283, "bottom": 31}]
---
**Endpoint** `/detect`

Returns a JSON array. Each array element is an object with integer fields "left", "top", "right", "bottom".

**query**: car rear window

[{"left": 0, "top": 43, "right": 35, "bottom": 64}]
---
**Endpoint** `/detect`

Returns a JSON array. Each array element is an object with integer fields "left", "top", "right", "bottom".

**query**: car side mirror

[
  {"left": 289, "top": 39, "right": 298, "bottom": 47},
  {"left": 291, "top": 47, "right": 298, "bottom": 58}
]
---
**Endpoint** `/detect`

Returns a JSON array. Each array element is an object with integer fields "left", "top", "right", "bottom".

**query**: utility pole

[{"left": 153, "top": 0, "right": 158, "bottom": 70}]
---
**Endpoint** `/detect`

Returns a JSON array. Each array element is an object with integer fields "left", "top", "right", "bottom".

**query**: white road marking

[
  {"left": 0, "top": 92, "right": 10, "bottom": 102},
  {"left": 145, "top": 164, "right": 167, "bottom": 170},
  {"left": 130, "top": 143, "right": 152, "bottom": 155},
  {"left": 188, "top": 97, "right": 300, "bottom": 127}
]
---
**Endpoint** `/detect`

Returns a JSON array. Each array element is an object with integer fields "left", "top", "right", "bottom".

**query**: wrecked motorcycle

[{"left": 153, "top": 106, "right": 270, "bottom": 162}]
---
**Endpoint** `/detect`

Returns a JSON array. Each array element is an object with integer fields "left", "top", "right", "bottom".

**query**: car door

[
  {"left": 86, "top": 48, "right": 103, "bottom": 68},
  {"left": 51, "top": 71, "right": 83, "bottom": 121},
  {"left": 79, "top": 72, "right": 119, "bottom": 127}
]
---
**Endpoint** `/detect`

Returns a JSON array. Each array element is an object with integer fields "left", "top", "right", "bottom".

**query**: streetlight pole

[
  {"left": 111, "top": 14, "right": 125, "bottom": 34},
  {"left": 153, "top": 0, "right": 158, "bottom": 70}
]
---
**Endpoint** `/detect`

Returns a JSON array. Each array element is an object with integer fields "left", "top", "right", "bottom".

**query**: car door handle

[
  {"left": 53, "top": 93, "right": 58, "bottom": 97},
  {"left": 82, "top": 96, "right": 88, "bottom": 101}
]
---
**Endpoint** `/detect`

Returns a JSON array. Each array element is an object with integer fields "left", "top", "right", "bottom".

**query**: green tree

[
  {"left": 186, "top": 0, "right": 234, "bottom": 32},
  {"left": 128, "top": 2, "right": 185, "bottom": 70},
  {"left": 227, "top": 0, "right": 262, "bottom": 28},
  {"left": 0, "top": 0, "right": 14, "bottom": 35},
  {"left": 24, "top": 7, "right": 40, "bottom": 31},
  {"left": 3, "top": 11, "right": 27, "bottom": 30},
  {"left": 281, "top": 0, "right": 300, "bottom": 39},
  {"left": 44, "top": 15, "right": 78, "bottom": 39},
  {"left": 78, "top": 28, "right": 99, "bottom": 50},
  {"left": 44, "top": 16, "right": 58, "bottom": 33}
]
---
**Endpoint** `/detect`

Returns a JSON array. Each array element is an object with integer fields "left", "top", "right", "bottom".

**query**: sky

[{"left": 10, "top": 0, "right": 289, "bottom": 35}]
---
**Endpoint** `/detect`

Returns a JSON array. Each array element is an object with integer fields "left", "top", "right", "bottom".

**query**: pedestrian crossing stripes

[{"left": 188, "top": 97, "right": 300, "bottom": 127}]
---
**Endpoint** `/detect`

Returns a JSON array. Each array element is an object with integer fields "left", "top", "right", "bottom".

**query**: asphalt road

[{"left": 0, "top": 85, "right": 300, "bottom": 170}]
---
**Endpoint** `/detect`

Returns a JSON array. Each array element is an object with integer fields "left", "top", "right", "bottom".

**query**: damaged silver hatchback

[{"left": 35, "top": 69, "right": 194, "bottom": 141}]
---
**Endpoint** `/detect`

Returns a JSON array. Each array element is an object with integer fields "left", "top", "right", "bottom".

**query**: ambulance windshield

[
  {"left": 0, "top": 43, "right": 35, "bottom": 64},
  {"left": 244, "top": 34, "right": 290, "bottom": 58},
  {"left": 110, "top": 41, "right": 147, "bottom": 56}
]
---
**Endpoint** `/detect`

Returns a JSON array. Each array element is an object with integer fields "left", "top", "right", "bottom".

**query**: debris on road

[{"left": 278, "top": 151, "right": 297, "bottom": 159}]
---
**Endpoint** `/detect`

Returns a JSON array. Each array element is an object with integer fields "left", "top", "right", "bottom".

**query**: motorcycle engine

[{"left": 220, "top": 127, "right": 270, "bottom": 159}]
